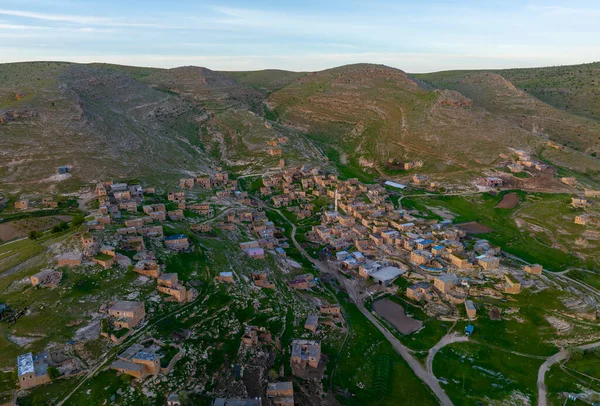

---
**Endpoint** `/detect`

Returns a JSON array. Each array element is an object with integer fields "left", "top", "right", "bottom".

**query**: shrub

[
  {"left": 48, "top": 366, "right": 60, "bottom": 380},
  {"left": 28, "top": 230, "right": 43, "bottom": 240}
]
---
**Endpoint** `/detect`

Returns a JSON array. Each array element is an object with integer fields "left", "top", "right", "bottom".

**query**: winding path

[
  {"left": 537, "top": 341, "right": 600, "bottom": 406},
  {"left": 426, "top": 332, "right": 469, "bottom": 375}
]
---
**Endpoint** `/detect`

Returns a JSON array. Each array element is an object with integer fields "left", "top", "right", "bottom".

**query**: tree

[
  {"left": 51, "top": 222, "right": 69, "bottom": 233},
  {"left": 47, "top": 366, "right": 60, "bottom": 380},
  {"left": 28, "top": 230, "right": 43, "bottom": 240},
  {"left": 70, "top": 214, "right": 85, "bottom": 228}
]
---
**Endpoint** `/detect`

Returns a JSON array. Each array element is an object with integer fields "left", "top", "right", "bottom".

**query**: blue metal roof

[
  {"left": 165, "top": 234, "right": 187, "bottom": 240},
  {"left": 465, "top": 324, "right": 475, "bottom": 335}
]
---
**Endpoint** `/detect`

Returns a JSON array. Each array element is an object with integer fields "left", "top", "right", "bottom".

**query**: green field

[{"left": 433, "top": 342, "right": 543, "bottom": 405}]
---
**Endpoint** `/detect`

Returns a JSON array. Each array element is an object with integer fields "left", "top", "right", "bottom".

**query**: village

[{"left": 1, "top": 151, "right": 600, "bottom": 406}]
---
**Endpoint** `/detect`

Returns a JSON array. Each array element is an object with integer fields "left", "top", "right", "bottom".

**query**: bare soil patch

[
  {"left": 0, "top": 215, "right": 72, "bottom": 242},
  {"left": 456, "top": 222, "right": 493, "bottom": 234},
  {"left": 373, "top": 299, "right": 422, "bottom": 335},
  {"left": 495, "top": 192, "right": 520, "bottom": 209}
]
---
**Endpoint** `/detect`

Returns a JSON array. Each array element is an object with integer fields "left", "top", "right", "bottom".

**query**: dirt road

[
  {"left": 426, "top": 332, "right": 469, "bottom": 375},
  {"left": 266, "top": 205, "right": 453, "bottom": 405}
]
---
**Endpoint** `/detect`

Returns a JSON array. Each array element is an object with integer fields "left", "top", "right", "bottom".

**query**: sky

[{"left": 0, "top": 0, "right": 599, "bottom": 72}]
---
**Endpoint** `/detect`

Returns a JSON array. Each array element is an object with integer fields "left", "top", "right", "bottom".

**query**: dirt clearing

[
  {"left": 456, "top": 222, "right": 493, "bottom": 234},
  {"left": 373, "top": 299, "right": 422, "bottom": 335},
  {"left": 495, "top": 192, "right": 520, "bottom": 209}
]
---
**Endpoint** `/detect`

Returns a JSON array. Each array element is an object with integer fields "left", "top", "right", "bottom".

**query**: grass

[
  {"left": 433, "top": 342, "right": 543, "bottom": 405},
  {"left": 564, "top": 350, "right": 600, "bottom": 381},
  {"left": 546, "top": 363, "right": 600, "bottom": 406},
  {"left": 331, "top": 295, "right": 438, "bottom": 406}
]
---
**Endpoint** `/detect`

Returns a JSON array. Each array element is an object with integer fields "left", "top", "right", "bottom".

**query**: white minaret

[{"left": 334, "top": 189, "right": 338, "bottom": 215}]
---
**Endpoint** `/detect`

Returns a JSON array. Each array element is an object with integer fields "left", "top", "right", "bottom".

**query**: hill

[
  {"left": 266, "top": 63, "right": 556, "bottom": 181},
  {"left": 415, "top": 66, "right": 600, "bottom": 180},
  {"left": 0, "top": 63, "right": 322, "bottom": 194},
  {"left": 2, "top": 61, "right": 600, "bottom": 193}
]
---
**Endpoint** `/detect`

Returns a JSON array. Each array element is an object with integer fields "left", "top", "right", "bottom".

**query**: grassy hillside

[
  {"left": 0, "top": 63, "right": 323, "bottom": 193},
  {"left": 499, "top": 62, "right": 600, "bottom": 122},
  {"left": 219, "top": 69, "right": 307, "bottom": 94},
  {"left": 415, "top": 67, "right": 600, "bottom": 180},
  {"left": 267, "top": 63, "right": 546, "bottom": 181}
]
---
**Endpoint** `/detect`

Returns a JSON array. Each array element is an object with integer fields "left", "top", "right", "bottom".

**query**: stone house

[
  {"left": 125, "top": 218, "right": 144, "bottom": 228},
  {"left": 111, "top": 346, "right": 160, "bottom": 379},
  {"left": 93, "top": 253, "right": 115, "bottom": 269},
  {"left": 168, "top": 192, "right": 186, "bottom": 202},
  {"left": 410, "top": 250, "right": 433, "bottom": 265},
  {"left": 571, "top": 197, "right": 590, "bottom": 208},
  {"left": 150, "top": 211, "right": 166, "bottom": 222},
  {"left": 504, "top": 274, "right": 521, "bottom": 294},
  {"left": 561, "top": 177, "right": 578, "bottom": 186},
  {"left": 14, "top": 199, "right": 29, "bottom": 210},
  {"left": 42, "top": 198, "right": 58, "bottom": 208},
  {"left": 56, "top": 252, "right": 82, "bottom": 267},
  {"left": 267, "top": 381, "right": 294, "bottom": 406},
  {"left": 17, "top": 352, "right": 51, "bottom": 389},
  {"left": 575, "top": 214, "right": 593, "bottom": 225},
  {"left": 485, "top": 177, "right": 503, "bottom": 187},
  {"left": 119, "top": 201, "right": 137, "bottom": 213},
  {"left": 30, "top": 269, "right": 62, "bottom": 288},
  {"left": 196, "top": 176, "right": 212, "bottom": 189},
  {"left": 289, "top": 274, "right": 316, "bottom": 290},
  {"left": 80, "top": 233, "right": 94, "bottom": 247},
  {"left": 523, "top": 264, "right": 543, "bottom": 275},
  {"left": 304, "top": 315, "right": 319, "bottom": 333},
  {"left": 122, "top": 236, "right": 146, "bottom": 252},
  {"left": 179, "top": 178, "right": 195, "bottom": 189},
  {"left": 465, "top": 300, "right": 477, "bottom": 319},
  {"left": 134, "top": 260, "right": 160, "bottom": 279},
  {"left": 320, "top": 305, "right": 341, "bottom": 317},
  {"left": 109, "top": 301, "right": 145, "bottom": 329},
  {"left": 215, "top": 272, "right": 234, "bottom": 283},
  {"left": 291, "top": 339, "right": 321, "bottom": 369},
  {"left": 477, "top": 255, "right": 500, "bottom": 270},
  {"left": 167, "top": 210, "right": 184, "bottom": 221},
  {"left": 406, "top": 282, "right": 432, "bottom": 302},
  {"left": 449, "top": 253, "right": 470, "bottom": 269},
  {"left": 165, "top": 234, "right": 189, "bottom": 250},
  {"left": 433, "top": 274, "right": 456, "bottom": 294},
  {"left": 157, "top": 274, "right": 189, "bottom": 302}
]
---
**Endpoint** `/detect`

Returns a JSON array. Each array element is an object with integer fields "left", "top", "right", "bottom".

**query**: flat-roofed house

[
  {"left": 267, "top": 381, "right": 294, "bottom": 406},
  {"left": 30, "top": 269, "right": 62, "bottom": 288},
  {"left": 477, "top": 255, "right": 500, "bottom": 270},
  {"left": 465, "top": 300, "right": 477, "bottom": 319},
  {"left": 134, "top": 260, "right": 160, "bottom": 278},
  {"left": 504, "top": 274, "right": 521, "bottom": 294},
  {"left": 164, "top": 234, "right": 189, "bottom": 250},
  {"left": 406, "top": 282, "right": 432, "bottom": 302},
  {"left": 56, "top": 252, "right": 82, "bottom": 267},
  {"left": 291, "top": 339, "right": 321, "bottom": 369},
  {"left": 17, "top": 352, "right": 50, "bottom": 389},
  {"left": 524, "top": 264, "right": 543, "bottom": 275},
  {"left": 433, "top": 274, "right": 457, "bottom": 294},
  {"left": 304, "top": 315, "right": 319, "bottom": 333},
  {"left": 109, "top": 301, "right": 145, "bottom": 329}
]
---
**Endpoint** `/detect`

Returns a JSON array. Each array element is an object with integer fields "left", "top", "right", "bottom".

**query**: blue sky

[{"left": 0, "top": 0, "right": 599, "bottom": 72}]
